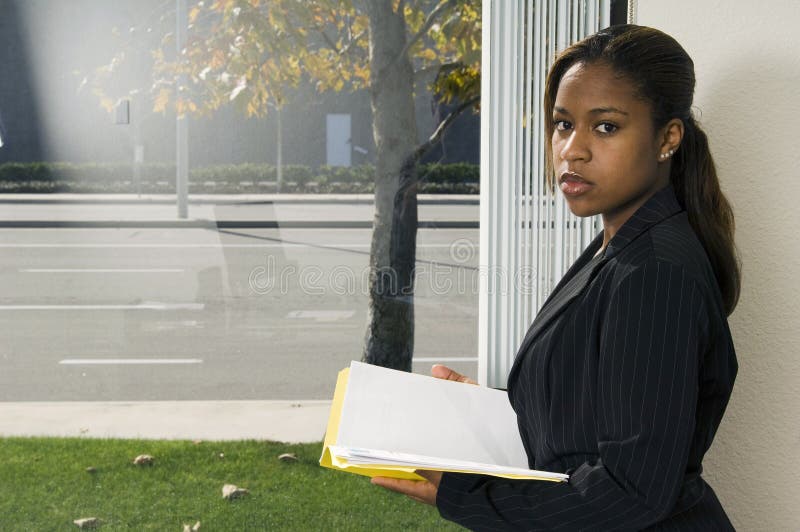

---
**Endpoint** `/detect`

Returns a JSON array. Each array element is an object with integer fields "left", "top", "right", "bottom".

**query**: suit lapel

[
  {"left": 508, "top": 239, "right": 605, "bottom": 384},
  {"left": 507, "top": 185, "right": 684, "bottom": 386}
]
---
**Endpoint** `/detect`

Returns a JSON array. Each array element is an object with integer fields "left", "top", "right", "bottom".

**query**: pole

[
  {"left": 276, "top": 105, "right": 282, "bottom": 193},
  {"left": 176, "top": 0, "right": 189, "bottom": 218}
]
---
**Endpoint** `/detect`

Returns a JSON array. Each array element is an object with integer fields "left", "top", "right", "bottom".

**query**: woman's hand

[
  {"left": 371, "top": 470, "right": 443, "bottom": 506},
  {"left": 371, "top": 365, "right": 475, "bottom": 505},
  {"left": 431, "top": 364, "right": 477, "bottom": 385}
]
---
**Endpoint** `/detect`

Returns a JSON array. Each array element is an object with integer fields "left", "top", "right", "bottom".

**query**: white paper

[
  {"left": 336, "top": 361, "right": 531, "bottom": 470},
  {"left": 329, "top": 445, "right": 569, "bottom": 481}
]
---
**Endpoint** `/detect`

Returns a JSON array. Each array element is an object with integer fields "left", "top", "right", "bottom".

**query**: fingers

[
  {"left": 431, "top": 364, "right": 477, "bottom": 385},
  {"left": 414, "top": 469, "right": 443, "bottom": 487},
  {"left": 371, "top": 476, "right": 438, "bottom": 506}
]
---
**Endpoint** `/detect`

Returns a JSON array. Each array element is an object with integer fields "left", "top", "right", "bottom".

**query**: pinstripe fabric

[{"left": 437, "top": 186, "right": 737, "bottom": 531}]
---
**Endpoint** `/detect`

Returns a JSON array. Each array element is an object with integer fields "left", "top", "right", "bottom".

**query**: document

[{"left": 319, "top": 361, "right": 569, "bottom": 483}]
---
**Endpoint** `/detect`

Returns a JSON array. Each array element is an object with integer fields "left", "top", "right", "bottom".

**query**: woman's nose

[{"left": 559, "top": 130, "right": 591, "bottom": 162}]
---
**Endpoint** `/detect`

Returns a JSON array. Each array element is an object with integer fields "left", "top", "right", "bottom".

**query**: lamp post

[
  {"left": 176, "top": 0, "right": 189, "bottom": 218},
  {"left": 0, "top": 110, "right": 6, "bottom": 148}
]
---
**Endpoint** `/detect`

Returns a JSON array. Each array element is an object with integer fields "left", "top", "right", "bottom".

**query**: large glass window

[{"left": 0, "top": 0, "right": 481, "bottom": 406}]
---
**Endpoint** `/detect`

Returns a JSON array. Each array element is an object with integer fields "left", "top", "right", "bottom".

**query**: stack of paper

[{"left": 319, "top": 361, "right": 568, "bottom": 483}]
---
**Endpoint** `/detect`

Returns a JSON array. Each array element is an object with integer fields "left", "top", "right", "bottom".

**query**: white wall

[{"left": 638, "top": 1, "right": 800, "bottom": 529}]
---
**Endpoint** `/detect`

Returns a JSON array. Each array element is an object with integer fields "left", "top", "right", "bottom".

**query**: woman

[{"left": 373, "top": 25, "right": 740, "bottom": 530}]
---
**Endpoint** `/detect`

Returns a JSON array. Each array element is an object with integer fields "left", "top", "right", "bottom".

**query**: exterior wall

[
  {"left": 638, "top": 2, "right": 800, "bottom": 529},
  {"left": 0, "top": 0, "right": 45, "bottom": 161}
]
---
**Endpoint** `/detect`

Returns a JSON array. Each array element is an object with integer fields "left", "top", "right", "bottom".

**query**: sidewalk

[{"left": 0, "top": 400, "right": 332, "bottom": 443}]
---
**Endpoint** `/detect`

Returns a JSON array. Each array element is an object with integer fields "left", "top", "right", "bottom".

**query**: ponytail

[{"left": 672, "top": 118, "right": 741, "bottom": 315}]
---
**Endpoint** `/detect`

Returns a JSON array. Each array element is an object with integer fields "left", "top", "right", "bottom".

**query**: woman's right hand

[{"left": 431, "top": 364, "right": 477, "bottom": 385}]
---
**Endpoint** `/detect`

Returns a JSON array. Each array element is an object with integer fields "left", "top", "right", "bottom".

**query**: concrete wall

[{"left": 638, "top": 1, "right": 800, "bottom": 529}]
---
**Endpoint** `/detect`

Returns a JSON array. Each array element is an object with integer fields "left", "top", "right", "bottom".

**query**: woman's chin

[{"left": 563, "top": 200, "right": 598, "bottom": 218}]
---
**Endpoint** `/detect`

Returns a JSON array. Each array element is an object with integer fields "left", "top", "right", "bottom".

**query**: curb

[
  {"left": 0, "top": 193, "right": 479, "bottom": 206},
  {"left": 0, "top": 220, "right": 479, "bottom": 229},
  {"left": 0, "top": 400, "right": 332, "bottom": 443}
]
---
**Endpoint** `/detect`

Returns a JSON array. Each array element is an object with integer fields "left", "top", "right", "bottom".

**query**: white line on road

[
  {"left": 286, "top": 310, "right": 355, "bottom": 321},
  {"left": 414, "top": 357, "right": 478, "bottom": 362},
  {"left": 59, "top": 358, "right": 203, "bottom": 365},
  {"left": 20, "top": 268, "right": 185, "bottom": 273},
  {"left": 0, "top": 243, "right": 472, "bottom": 249},
  {"left": 0, "top": 303, "right": 205, "bottom": 311}
]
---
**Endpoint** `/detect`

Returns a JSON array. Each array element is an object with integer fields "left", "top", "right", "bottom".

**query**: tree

[{"left": 92, "top": 0, "right": 481, "bottom": 371}]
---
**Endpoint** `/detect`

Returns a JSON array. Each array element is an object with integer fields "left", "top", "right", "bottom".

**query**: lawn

[{"left": 0, "top": 437, "right": 463, "bottom": 531}]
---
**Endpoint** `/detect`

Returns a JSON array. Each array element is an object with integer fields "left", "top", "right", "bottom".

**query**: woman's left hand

[{"left": 371, "top": 470, "right": 443, "bottom": 506}]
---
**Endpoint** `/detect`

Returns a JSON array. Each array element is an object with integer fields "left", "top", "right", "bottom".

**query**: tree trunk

[{"left": 361, "top": 0, "right": 418, "bottom": 371}]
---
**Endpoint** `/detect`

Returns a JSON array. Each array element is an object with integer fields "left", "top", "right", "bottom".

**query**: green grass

[{"left": 0, "top": 438, "right": 463, "bottom": 531}]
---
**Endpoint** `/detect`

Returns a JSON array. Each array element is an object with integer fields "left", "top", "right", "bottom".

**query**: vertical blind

[{"left": 479, "top": 0, "right": 611, "bottom": 388}]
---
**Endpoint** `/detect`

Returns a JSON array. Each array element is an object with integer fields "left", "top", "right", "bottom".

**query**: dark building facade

[{"left": 0, "top": 0, "right": 479, "bottom": 168}]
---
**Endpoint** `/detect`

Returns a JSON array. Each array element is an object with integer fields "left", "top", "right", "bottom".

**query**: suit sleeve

[{"left": 436, "top": 261, "right": 709, "bottom": 531}]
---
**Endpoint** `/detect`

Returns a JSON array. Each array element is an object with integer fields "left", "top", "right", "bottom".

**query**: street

[{"left": 0, "top": 204, "right": 480, "bottom": 402}]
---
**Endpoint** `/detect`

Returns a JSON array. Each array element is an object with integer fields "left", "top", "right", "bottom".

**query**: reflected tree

[{"left": 91, "top": 0, "right": 481, "bottom": 371}]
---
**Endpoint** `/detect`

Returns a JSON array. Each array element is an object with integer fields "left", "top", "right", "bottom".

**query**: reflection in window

[{"left": 0, "top": 0, "right": 481, "bottom": 402}]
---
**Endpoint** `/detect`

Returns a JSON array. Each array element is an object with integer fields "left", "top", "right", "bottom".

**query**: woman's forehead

[{"left": 555, "top": 61, "right": 641, "bottom": 110}]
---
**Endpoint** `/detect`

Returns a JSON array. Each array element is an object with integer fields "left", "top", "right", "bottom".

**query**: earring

[{"left": 659, "top": 148, "right": 675, "bottom": 161}]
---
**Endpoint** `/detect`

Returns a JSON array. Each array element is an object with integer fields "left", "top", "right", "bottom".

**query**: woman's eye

[
  {"left": 554, "top": 120, "right": 571, "bottom": 131},
  {"left": 595, "top": 122, "right": 618, "bottom": 134}
]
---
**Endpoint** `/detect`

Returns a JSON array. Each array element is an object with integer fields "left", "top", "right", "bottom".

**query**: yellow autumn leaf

[
  {"left": 153, "top": 88, "right": 171, "bottom": 113},
  {"left": 417, "top": 48, "right": 437, "bottom": 62},
  {"left": 100, "top": 97, "right": 115, "bottom": 113}
]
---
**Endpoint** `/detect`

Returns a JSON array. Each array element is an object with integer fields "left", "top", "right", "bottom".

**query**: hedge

[{"left": 0, "top": 162, "right": 479, "bottom": 194}]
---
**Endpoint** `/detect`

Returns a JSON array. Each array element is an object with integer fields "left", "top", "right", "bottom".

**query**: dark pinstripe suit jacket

[{"left": 437, "top": 186, "right": 738, "bottom": 531}]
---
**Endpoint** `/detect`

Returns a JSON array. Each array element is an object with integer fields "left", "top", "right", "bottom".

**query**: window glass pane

[{"left": 0, "top": 0, "right": 480, "bottom": 407}]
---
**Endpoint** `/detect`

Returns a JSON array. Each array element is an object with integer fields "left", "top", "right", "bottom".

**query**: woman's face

[{"left": 551, "top": 61, "right": 670, "bottom": 229}]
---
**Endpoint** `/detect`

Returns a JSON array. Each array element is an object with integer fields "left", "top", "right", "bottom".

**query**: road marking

[
  {"left": 414, "top": 357, "right": 478, "bottom": 362},
  {"left": 0, "top": 303, "right": 205, "bottom": 311},
  {"left": 59, "top": 358, "right": 203, "bottom": 365},
  {"left": 0, "top": 243, "right": 472, "bottom": 249},
  {"left": 20, "top": 268, "right": 185, "bottom": 273},
  {"left": 286, "top": 310, "right": 355, "bottom": 321}
]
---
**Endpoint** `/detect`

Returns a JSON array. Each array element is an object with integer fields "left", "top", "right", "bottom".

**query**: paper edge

[{"left": 329, "top": 446, "right": 568, "bottom": 482}]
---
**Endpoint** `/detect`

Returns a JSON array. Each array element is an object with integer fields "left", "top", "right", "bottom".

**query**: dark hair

[{"left": 543, "top": 24, "right": 740, "bottom": 315}]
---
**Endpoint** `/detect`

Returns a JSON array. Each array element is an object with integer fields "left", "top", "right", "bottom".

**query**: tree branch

[
  {"left": 316, "top": 27, "right": 341, "bottom": 54},
  {"left": 398, "top": 0, "right": 451, "bottom": 67},
  {"left": 413, "top": 61, "right": 459, "bottom": 83},
  {"left": 375, "top": 0, "right": 451, "bottom": 90},
  {"left": 339, "top": 30, "right": 367, "bottom": 56},
  {"left": 410, "top": 94, "right": 479, "bottom": 165}
]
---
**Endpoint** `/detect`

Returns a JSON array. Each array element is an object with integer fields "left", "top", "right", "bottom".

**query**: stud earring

[{"left": 660, "top": 149, "right": 675, "bottom": 161}]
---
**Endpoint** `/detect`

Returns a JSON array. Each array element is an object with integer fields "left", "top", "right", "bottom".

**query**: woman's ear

[{"left": 657, "top": 118, "right": 684, "bottom": 161}]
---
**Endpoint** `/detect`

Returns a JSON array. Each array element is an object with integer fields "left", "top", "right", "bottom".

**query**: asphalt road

[{"left": 0, "top": 223, "right": 481, "bottom": 401}]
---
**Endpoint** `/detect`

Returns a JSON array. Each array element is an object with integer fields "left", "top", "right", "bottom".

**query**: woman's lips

[{"left": 559, "top": 172, "right": 593, "bottom": 196}]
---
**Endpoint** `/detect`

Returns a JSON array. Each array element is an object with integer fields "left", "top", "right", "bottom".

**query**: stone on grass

[
  {"left": 133, "top": 454, "right": 154, "bottom": 466},
  {"left": 73, "top": 517, "right": 100, "bottom": 529},
  {"left": 222, "top": 484, "right": 249, "bottom": 500}
]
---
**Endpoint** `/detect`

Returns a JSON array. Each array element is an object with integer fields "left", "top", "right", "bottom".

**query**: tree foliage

[{"left": 89, "top": 0, "right": 480, "bottom": 120}]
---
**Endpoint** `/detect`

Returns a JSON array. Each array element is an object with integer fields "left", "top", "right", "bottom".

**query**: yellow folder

[
  {"left": 319, "top": 362, "right": 568, "bottom": 483},
  {"left": 320, "top": 366, "right": 423, "bottom": 480}
]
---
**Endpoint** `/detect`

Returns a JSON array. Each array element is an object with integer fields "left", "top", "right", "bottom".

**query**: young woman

[{"left": 373, "top": 25, "right": 740, "bottom": 530}]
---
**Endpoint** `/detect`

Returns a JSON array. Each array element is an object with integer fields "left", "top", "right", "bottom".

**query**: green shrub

[
  {"left": 0, "top": 161, "right": 478, "bottom": 194},
  {"left": 418, "top": 162, "right": 479, "bottom": 184}
]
